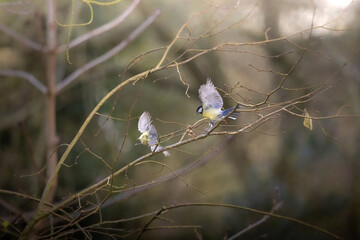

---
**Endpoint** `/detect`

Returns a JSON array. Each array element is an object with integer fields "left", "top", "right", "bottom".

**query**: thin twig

[
  {"left": 134, "top": 160, "right": 205, "bottom": 194},
  {"left": 162, "top": 203, "right": 344, "bottom": 240},
  {"left": 0, "top": 68, "right": 47, "bottom": 94},
  {"left": 134, "top": 200, "right": 342, "bottom": 240},
  {"left": 56, "top": 9, "right": 161, "bottom": 93},
  {"left": 52, "top": 211, "right": 157, "bottom": 238},
  {"left": 57, "top": 0, "right": 141, "bottom": 53},
  {"left": 174, "top": 61, "right": 190, "bottom": 98},
  {"left": 154, "top": 9, "right": 207, "bottom": 69},
  {"left": 135, "top": 207, "right": 164, "bottom": 239},
  {"left": 0, "top": 21, "right": 43, "bottom": 51},
  {"left": 228, "top": 202, "right": 283, "bottom": 240}
]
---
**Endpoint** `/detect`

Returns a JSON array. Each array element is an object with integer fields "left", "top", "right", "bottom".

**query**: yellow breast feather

[
  {"left": 202, "top": 108, "right": 222, "bottom": 121},
  {"left": 139, "top": 132, "right": 150, "bottom": 146}
]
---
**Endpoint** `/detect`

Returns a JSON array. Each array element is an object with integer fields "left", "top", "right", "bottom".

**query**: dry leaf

[{"left": 303, "top": 108, "right": 313, "bottom": 131}]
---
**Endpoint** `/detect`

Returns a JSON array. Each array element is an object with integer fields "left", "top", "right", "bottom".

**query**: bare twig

[
  {"left": 228, "top": 202, "right": 283, "bottom": 240},
  {"left": 162, "top": 203, "right": 344, "bottom": 240},
  {"left": 56, "top": 9, "right": 161, "bottom": 93},
  {"left": 0, "top": 68, "right": 47, "bottom": 94},
  {"left": 135, "top": 200, "right": 342, "bottom": 240},
  {"left": 134, "top": 160, "right": 205, "bottom": 194},
  {"left": 175, "top": 61, "right": 190, "bottom": 98},
  {"left": 0, "top": 21, "right": 43, "bottom": 51},
  {"left": 57, "top": 0, "right": 141, "bottom": 53},
  {"left": 135, "top": 207, "right": 164, "bottom": 239},
  {"left": 51, "top": 211, "right": 158, "bottom": 239},
  {"left": 154, "top": 9, "right": 207, "bottom": 69}
]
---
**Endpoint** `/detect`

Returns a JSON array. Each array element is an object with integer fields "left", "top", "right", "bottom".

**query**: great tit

[
  {"left": 196, "top": 78, "right": 240, "bottom": 128},
  {"left": 138, "top": 111, "right": 170, "bottom": 157}
]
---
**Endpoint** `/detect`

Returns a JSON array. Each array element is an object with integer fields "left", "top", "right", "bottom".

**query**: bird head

[{"left": 196, "top": 106, "right": 203, "bottom": 115}]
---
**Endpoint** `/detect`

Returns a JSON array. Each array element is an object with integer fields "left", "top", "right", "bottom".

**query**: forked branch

[{"left": 56, "top": 9, "right": 161, "bottom": 93}]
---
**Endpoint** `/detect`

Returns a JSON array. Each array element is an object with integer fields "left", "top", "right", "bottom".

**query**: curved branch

[
  {"left": 56, "top": 9, "right": 161, "bottom": 94},
  {"left": 158, "top": 203, "right": 343, "bottom": 240},
  {"left": 0, "top": 21, "right": 44, "bottom": 52},
  {"left": 228, "top": 201, "right": 283, "bottom": 240},
  {"left": 0, "top": 68, "right": 47, "bottom": 94},
  {"left": 57, "top": 0, "right": 142, "bottom": 53}
]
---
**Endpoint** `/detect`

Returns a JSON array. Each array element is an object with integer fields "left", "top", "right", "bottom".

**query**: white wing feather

[
  {"left": 198, "top": 78, "right": 223, "bottom": 110},
  {"left": 138, "top": 111, "right": 152, "bottom": 133},
  {"left": 138, "top": 111, "right": 170, "bottom": 157},
  {"left": 148, "top": 125, "right": 158, "bottom": 148}
]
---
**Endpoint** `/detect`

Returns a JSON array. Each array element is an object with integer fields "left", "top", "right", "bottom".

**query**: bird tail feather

[
  {"left": 222, "top": 105, "right": 241, "bottom": 120},
  {"left": 163, "top": 150, "right": 170, "bottom": 157},
  {"left": 153, "top": 145, "right": 170, "bottom": 157}
]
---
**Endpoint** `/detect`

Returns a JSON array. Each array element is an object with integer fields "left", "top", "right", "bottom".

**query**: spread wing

[
  {"left": 198, "top": 78, "right": 223, "bottom": 110},
  {"left": 138, "top": 111, "right": 152, "bottom": 133},
  {"left": 148, "top": 125, "right": 159, "bottom": 149}
]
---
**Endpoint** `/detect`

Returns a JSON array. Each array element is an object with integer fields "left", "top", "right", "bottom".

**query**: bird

[
  {"left": 196, "top": 78, "right": 241, "bottom": 129},
  {"left": 137, "top": 111, "right": 170, "bottom": 157}
]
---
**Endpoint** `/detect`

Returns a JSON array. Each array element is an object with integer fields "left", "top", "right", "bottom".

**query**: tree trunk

[{"left": 44, "top": 0, "right": 58, "bottom": 204}]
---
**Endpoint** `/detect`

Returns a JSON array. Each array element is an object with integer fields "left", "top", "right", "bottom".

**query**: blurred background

[{"left": 0, "top": 0, "right": 359, "bottom": 239}]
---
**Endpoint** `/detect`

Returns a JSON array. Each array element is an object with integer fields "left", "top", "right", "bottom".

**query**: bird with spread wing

[
  {"left": 138, "top": 111, "right": 170, "bottom": 157},
  {"left": 196, "top": 78, "right": 240, "bottom": 129}
]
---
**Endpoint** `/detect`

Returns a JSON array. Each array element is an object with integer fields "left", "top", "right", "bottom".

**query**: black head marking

[{"left": 196, "top": 106, "right": 203, "bottom": 114}]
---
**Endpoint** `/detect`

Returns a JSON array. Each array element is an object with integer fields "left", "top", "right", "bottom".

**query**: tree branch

[
  {"left": 161, "top": 203, "right": 343, "bottom": 240},
  {"left": 227, "top": 202, "right": 283, "bottom": 240},
  {"left": 56, "top": 9, "right": 161, "bottom": 93},
  {"left": 0, "top": 21, "right": 44, "bottom": 51},
  {"left": 57, "top": 0, "right": 142, "bottom": 53},
  {"left": 86, "top": 135, "right": 234, "bottom": 211},
  {"left": 0, "top": 68, "right": 47, "bottom": 94}
]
